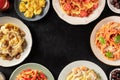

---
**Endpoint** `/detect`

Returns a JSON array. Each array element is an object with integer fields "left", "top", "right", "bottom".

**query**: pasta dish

[
  {"left": 66, "top": 66, "right": 100, "bottom": 80},
  {"left": 0, "top": 23, "right": 26, "bottom": 60},
  {"left": 16, "top": 69, "right": 47, "bottom": 80},
  {"left": 95, "top": 22, "right": 120, "bottom": 60},
  {"left": 19, "top": 0, "right": 46, "bottom": 18},
  {"left": 59, "top": 0, "right": 99, "bottom": 17}
]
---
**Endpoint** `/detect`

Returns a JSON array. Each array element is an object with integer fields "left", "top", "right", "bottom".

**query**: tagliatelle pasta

[
  {"left": 66, "top": 66, "right": 100, "bottom": 80},
  {"left": 95, "top": 22, "right": 120, "bottom": 60},
  {"left": 59, "top": 0, "right": 99, "bottom": 17},
  {"left": 16, "top": 69, "right": 47, "bottom": 80},
  {"left": 0, "top": 23, "right": 26, "bottom": 60}
]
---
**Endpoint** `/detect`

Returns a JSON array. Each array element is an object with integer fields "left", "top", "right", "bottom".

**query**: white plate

[
  {"left": 0, "top": 16, "right": 32, "bottom": 67},
  {"left": 58, "top": 60, "right": 108, "bottom": 80},
  {"left": 107, "top": 0, "right": 120, "bottom": 14},
  {"left": 9, "top": 63, "right": 54, "bottom": 80},
  {"left": 90, "top": 16, "right": 120, "bottom": 66},
  {"left": 52, "top": 0, "right": 105, "bottom": 25}
]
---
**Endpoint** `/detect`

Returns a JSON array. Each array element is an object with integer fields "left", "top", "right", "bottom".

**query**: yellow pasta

[
  {"left": 95, "top": 22, "right": 120, "bottom": 60},
  {"left": 19, "top": 2, "right": 26, "bottom": 12},
  {"left": 24, "top": 10, "right": 34, "bottom": 18},
  {"left": 19, "top": 0, "right": 46, "bottom": 18},
  {"left": 34, "top": 8, "right": 42, "bottom": 15}
]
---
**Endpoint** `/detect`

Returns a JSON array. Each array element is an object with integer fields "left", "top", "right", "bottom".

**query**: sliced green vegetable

[
  {"left": 114, "top": 35, "right": 120, "bottom": 43},
  {"left": 99, "top": 37, "right": 106, "bottom": 44},
  {"left": 105, "top": 52, "right": 113, "bottom": 58}
]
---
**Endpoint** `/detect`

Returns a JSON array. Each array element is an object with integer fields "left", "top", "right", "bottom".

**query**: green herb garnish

[
  {"left": 99, "top": 37, "right": 106, "bottom": 44},
  {"left": 105, "top": 52, "right": 113, "bottom": 58},
  {"left": 114, "top": 35, "right": 120, "bottom": 43}
]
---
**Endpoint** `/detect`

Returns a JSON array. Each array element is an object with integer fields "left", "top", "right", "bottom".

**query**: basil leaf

[
  {"left": 114, "top": 35, "right": 120, "bottom": 43},
  {"left": 105, "top": 52, "right": 113, "bottom": 58},
  {"left": 99, "top": 37, "right": 106, "bottom": 44}
]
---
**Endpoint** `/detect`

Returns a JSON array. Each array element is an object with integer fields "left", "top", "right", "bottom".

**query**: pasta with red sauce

[
  {"left": 95, "top": 22, "right": 120, "bottom": 61},
  {"left": 16, "top": 69, "right": 47, "bottom": 80},
  {"left": 59, "top": 0, "right": 99, "bottom": 17}
]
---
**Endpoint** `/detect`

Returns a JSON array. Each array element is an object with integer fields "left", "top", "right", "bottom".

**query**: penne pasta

[{"left": 16, "top": 69, "right": 47, "bottom": 80}]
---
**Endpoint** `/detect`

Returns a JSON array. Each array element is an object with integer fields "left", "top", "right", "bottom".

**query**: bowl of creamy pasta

[
  {"left": 90, "top": 16, "right": 120, "bottom": 66},
  {"left": 14, "top": 0, "right": 50, "bottom": 21},
  {"left": 0, "top": 16, "right": 32, "bottom": 67},
  {"left": 58, "top": 60, "right": 107, "bottom": 80},
  {"left": 52, "top": 0, "right": 106, "bottom": 25}
]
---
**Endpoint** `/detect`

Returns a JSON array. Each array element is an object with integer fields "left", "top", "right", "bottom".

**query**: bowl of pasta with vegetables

[
  {"left": 0, "top": 16, "right": 32, "bottom": 67},
  {"left": 14, "top": 0, "right": 50, "bottom": 21},
  {"left": 90, "top": 16, "right": 120, "bottom": 66},
  {"left": 52, "top": 0, "right": 105, "bottom": 25}
]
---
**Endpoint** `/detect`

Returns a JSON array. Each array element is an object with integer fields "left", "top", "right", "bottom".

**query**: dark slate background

[{"left": 0, "top": 0, "right": 120, "bottom": 80}]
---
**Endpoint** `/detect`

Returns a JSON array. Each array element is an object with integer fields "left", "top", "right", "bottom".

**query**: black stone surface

[{"left": 0, "top": 0, "right": 120, "bottom": 80}]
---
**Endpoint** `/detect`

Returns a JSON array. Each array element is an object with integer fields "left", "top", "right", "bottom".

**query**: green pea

[
  {"left": 99, "top": 37, "right": 106, "bottom": 44},
  {"left": 114, "top": 35, "right": 120, "bottom": 43},
  {"left": 105, "top": 52, "right": 113, "bottom": 58}
]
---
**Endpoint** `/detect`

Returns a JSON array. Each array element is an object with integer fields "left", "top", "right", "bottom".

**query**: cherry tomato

[
  {"left": 64, "top": 3, "right": 72, "bottom": 11},
  {"left": 80, "top": 10, "right": 88, "bottom": 17}
]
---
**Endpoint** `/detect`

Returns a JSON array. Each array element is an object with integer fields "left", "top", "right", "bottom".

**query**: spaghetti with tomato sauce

[
  {"left": 59, "top": 0, "right": 99, "bottom": 17},
  {"left": 16, "top": 69, "right": 47, "bottom": 80}
]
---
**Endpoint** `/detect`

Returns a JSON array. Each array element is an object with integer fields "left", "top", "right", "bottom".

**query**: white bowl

[
  {"left": 0, "top": 16, "right": 32, "bottom": 67},
  {"left": 90, "top": 16, "right": 120, "bottom": 66},
  {"left": 52, "top": 0, "right": 106, "bottom": 25},
  {"left": 58, "top": 60, "right": 108, "bottom": 80},
  {"left": 107, "top": 0, "right": 120, "bottom": 14}
]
